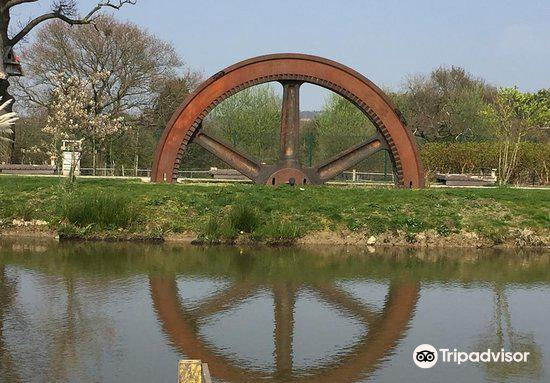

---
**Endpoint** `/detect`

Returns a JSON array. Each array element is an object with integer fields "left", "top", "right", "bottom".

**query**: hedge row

[{"left": 420, "top": 142, "right": 549, "bottom": 185}]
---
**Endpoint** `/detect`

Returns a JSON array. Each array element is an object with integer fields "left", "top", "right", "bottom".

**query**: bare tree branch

[{"left": 8, "top": 0, "right": 136, "bottom": 46}]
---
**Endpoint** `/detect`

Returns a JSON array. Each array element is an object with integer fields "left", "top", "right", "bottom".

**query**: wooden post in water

[
  {"left": 178, "top": 360, "right": 212, "bottom": 383},
  {"left": 201, "top": 364, "right": 212, "bottom": 383}
]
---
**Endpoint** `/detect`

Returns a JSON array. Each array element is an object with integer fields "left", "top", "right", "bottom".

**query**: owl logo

[
  {"left": 413, "top": 344, "right": 438, "bottom": 368},
  {"left": 416, "top": 350, "right": 436, "bottom": 362}
]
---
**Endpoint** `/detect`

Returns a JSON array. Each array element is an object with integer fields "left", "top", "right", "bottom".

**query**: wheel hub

[{"left": 264, "top": 167, "right": 311, "bottom": 186}]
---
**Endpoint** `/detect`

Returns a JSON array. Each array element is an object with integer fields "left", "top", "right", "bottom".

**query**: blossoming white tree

[
  {"left": 0, "top": 0, "right": 136, "bottom": 162},
  {"left": 44, "top": 72, "right": 125, "bottom": 173}
]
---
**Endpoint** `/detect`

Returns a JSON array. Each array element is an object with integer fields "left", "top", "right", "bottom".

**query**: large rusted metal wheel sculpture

[
  {"left": 150, "top": 277, "right": 419, "bottom": 383},
  {"left": 152, "top": 54, "right": 424, "bottom": 187}
]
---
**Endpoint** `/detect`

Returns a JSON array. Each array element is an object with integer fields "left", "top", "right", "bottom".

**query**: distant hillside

[{"left": 300, "top": 111, "right": 320, "bottom": 121}]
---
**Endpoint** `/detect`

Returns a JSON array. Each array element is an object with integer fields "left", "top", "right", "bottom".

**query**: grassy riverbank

[{"left": 0, "top": 176, "right": 548, "bottom": 248}]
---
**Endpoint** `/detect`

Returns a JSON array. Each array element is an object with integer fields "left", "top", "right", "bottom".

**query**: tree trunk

[
  {"left": 92, "top": 136, "right": 97, "bottom": 175},
  {"left": 1, "top": 4, "right": 16, "bottom": 162}
]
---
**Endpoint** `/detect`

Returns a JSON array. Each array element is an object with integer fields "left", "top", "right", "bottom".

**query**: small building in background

[{"left": 61, "top": 139, "right": 84, "bottom": 176}]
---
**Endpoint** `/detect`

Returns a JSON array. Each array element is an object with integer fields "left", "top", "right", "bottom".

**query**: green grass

[
  {"left": 201, "top": 204, "right": 261, "bottom": 241},
  {"left": 60, "top": 190, "right": 139, "bottom": 229},
  {"left": 0, "top": 175, "right": 548, "bottom": 244}
]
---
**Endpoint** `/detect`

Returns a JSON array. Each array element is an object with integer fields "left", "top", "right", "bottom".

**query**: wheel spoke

[
  {"left": 273, "top": 283, "right": 296, "bottom": 378},
  {"left": 190, "top": 283, "right": 258, "bottom": 321},
  {"left": 315, "top": 133, "right": 386, "bottom": 181},
  {"left": 194, "top": 130, "right": 262, "bottom": 181},
  {"left": 314, "top": 284, "right": 381, "bottom": 325},
  {"left": 279, "top": 81, "right": 302, "bottom": 165}
]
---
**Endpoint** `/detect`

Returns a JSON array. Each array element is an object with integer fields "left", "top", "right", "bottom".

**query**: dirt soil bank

[{"left": 1, "top": 226, "right": 548, "bottom": 250}]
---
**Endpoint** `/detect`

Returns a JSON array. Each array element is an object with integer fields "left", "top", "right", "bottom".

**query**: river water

[{"left": 0, "top": 239, "right": 549, "bottom": 383}]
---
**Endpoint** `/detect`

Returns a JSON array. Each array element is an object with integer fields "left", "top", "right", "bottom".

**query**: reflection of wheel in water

[{"left": 149, "top": 278, "right": 419, "bottom": 383}]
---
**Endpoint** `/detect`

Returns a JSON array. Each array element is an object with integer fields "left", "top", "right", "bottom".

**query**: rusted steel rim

[
  {"left": 152, "top": 53, "right": 424, "bottom": 187},
  {"left": 149, "top": 277, "right": 419, "bottom": 383}
]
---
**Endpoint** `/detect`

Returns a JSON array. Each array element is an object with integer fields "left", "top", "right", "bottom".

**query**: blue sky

[{"left": 16, "top": 0, "right": 550, "bottom": 110}]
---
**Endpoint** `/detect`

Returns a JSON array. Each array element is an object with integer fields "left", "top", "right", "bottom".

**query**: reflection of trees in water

[
  {"left": 42, "top": 276, "right": 117, "bottom": 383},
  {"left": 0, "top": 265, "right": 21, "bottom": 383},
  {"left": 0, "top": 267, "right": 117, "bottom": 383},
  {"left": 1, "top": 240, "right": 550, "bottom": 285},
  {"left": 150, "top": 276, "right": 419, "bottom": 383},
  {"left": 475, "top": 283, "right": 542, "bottom": 381}
]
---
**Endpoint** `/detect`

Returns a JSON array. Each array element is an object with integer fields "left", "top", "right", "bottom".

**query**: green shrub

[
  {"left": 421, "top": 142, "right": 549, "bottom": 185},
  {"left": 201, "top": 207, "right": 296, "bottom": 242},
  {"left": 57, "top": 223, "right": 87, "bottom": 239},
  {"left": 201, "top": 215, "right": 236, "bottom": 240},
  {"left": 60, "top": 191, "right": 138, "bottom": 229},
  {"left": 200, "top": 205, "right": 259, "bottom": 241},
  {"left": 228, "top": 204, "right": 259, "bottom": 233},
  {"left": 203, "top": 215, "right": 221, "bottom": 238},
  {"left": 254, "top": 216, "right": 302, "bottom": 241},
  {"left": 16, "top": 203, "right": 35, "bottom": 221}
]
